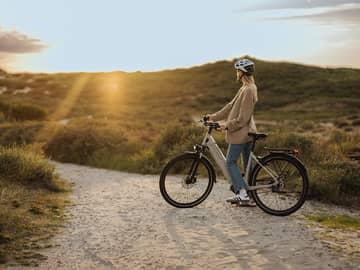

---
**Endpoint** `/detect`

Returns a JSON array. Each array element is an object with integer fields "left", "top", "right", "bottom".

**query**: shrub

[
  {"left": 309, "top": 159, "right": 360, "bottom": 205},
  {"left": 0, "top": 145, "right": 65, "bottom": 191},
  {"left": 255, "top": 131, "right": 314, "bottom": 162},
  {"left": 45, "top": 119, "right": 138, "bottom": 164},
  {"left": 352, "top": 119, "right": 360, "bottom": 126},
  {"left": 301, "top": 121, "right": 315, "bottom": 130},
  {"left": 154, "top": 124, "right": 204, "bottom": 161},
  {"left": 0, "top": 123, "right": 43, "bottom": 146},
  {"left": 130, "top": 124, "right": 207, "bottom": 174},
  {"left": 334, "top": 120, "right": 349, "bottom": 128},
  {"left": 0, "top": 101, "right": 47, "bottom": 121}
]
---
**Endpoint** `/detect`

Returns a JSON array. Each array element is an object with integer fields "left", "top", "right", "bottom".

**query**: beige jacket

[{"left": 210, "top": 84, "right": 258, "bottom": 144}]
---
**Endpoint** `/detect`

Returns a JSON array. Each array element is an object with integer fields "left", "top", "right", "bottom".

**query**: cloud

[
  {"left": 245, "top": 0, "right": 360, "bottom": 11},
  {"left": 0, "top": 28, "right": 46, "bottom": 54},
  {"left": 0, "top": 52, "right": 16, "bottom": 71},
  {"left": 269, "top": 5, "right": 360, "bottom": 24}
]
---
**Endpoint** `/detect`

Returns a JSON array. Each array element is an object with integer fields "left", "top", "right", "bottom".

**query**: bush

[
  {"left": 255, "top": 131, "right": 314, "bottom": 162},
  {"left": 129, "top": 124, "right": 205, "bottom": 174},
  {"left": 154, "top": 124, "right": 204, "bottom": 161},
  {"left": 0, "top": 101, "right": 47, "bottom": 121},
  {"left": 309, "top": 159, "right": 360, "bottom": 205},
  {"left": 45, "top": 119, "right": 138, "bottom": 164},
  {"left": 0, "top": 123, "right": 43, "bottom": 146},
  {"left": 0, "top": 145, "right": 65, "bottom": 191},
  {"left": 352, "top": 119, "right": 360, "bottom": 126}
]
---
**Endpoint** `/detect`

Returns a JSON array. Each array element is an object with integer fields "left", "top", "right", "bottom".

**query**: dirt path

[{"left": 7, "top": 162, "right": 360, "bottom": 270}]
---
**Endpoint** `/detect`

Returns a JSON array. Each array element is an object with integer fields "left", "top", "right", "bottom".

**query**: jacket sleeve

[
  {"left": 210, "top": 92, "right": 239, "bottom": 122},
  {"left": 225, "top": 88, "right": 256, "bottom": 132}
]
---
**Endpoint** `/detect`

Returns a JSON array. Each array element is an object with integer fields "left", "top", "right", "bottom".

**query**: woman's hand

[
  {"left": 205, "top": 114, "right": 213, "bottom": 121},
  {"left": 219, "top": 124, "right": 227, "bottom": 131}
]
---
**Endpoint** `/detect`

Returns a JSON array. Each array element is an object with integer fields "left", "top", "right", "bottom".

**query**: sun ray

[
  {"left": 96, "top": 73, "right": 124, "bottom": 119},
  {"left": 34, "top": 74, "right": 91, "bottom": 143}
]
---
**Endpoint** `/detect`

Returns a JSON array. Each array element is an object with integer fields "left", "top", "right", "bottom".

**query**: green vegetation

[
  {"left": 2, "top": 119, "right": 356, "bottom": 205},
  {"left": 0, "top": 145, "right": 70, "bottom": 265},
  {"left": 0, "top": 145, "right": 66, "bottom": 191},
  {"left": 45, "top": 119, "right": 139, "bottom": 169},
  {"left": 306, "top": 215, "right": 360, "bottom": 230},
  {"left": 0, "top": 101, "right": 47, "bottom": 122},
  {"left": 1, "top": 58, "right": 359, "bottom": 122}
]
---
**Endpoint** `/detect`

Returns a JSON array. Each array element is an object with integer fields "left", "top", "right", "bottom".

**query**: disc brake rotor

[{"left": 182, "top": 176, "right": 196, "bottom": 189}]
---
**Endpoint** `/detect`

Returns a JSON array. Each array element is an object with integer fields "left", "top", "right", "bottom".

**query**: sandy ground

[{"left": 6, "top": 162, "right": 360, "bottom": 270}]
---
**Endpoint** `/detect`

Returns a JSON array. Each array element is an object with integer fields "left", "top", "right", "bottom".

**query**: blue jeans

[{"left": 226, "top": 142, "right": 253, "bottom": 193}]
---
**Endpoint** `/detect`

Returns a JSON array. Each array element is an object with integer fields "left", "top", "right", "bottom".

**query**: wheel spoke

[
  {"left": 252, "top": 157, "right": 307, "bottom": 215},
  {"left": 161, "top": 155, "right": 212, "bottom": 207}
]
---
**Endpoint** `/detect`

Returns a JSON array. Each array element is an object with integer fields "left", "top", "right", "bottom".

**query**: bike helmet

[{"left": 234, "top": 58, "right": 255, "bottom": 76}]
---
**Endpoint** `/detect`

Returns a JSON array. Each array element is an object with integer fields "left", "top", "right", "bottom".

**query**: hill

[{"left": 0, "top": 57, "right": 359, "bottom": 123}]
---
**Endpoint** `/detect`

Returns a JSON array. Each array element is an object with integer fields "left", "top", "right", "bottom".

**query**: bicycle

[{"left": 159, "top": 116, "right": 309, "bottom": 216}]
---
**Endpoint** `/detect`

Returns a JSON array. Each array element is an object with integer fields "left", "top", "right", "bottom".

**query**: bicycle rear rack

[{"left": 264, "top": 147, "right": 299, "bottom": 156}]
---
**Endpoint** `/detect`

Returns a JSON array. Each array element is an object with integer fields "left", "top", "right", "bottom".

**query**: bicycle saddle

[{"left": 248, "top": 132, "right": 268, "bottom": 140}]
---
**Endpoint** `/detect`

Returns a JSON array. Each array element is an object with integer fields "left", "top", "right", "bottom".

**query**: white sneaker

[
  {"left": 239, "top": 189, "right": 250, "bottom": 200},
  {"left": 226, "top": 193, "right": 250, "bottom": 203}
]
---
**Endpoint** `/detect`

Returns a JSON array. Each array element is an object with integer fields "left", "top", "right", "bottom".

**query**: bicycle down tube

[{"left": 202, "top": 132, "right": 232, "bottom": 182}]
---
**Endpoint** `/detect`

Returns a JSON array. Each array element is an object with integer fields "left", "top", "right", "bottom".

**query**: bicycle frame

[{"left": 201, "top": 132, "right": 280, "bottom": 191}]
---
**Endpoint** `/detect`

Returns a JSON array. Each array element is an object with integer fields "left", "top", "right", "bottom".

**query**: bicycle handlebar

[{"left": 200, "top": 115, "right": 221, "bottom": 131}]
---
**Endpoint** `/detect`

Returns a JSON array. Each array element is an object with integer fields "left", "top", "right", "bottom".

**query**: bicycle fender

[{"left": 184, "top": 151, "right": 217, "bottom": 183}]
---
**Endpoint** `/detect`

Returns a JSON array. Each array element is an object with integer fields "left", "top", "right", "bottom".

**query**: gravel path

[{"left": 7, "top": 162, "right": 359, "bottom": 270}]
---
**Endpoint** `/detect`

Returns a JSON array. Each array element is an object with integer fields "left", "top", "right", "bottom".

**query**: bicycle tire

[
  {"left": 159, "top": 152, "right": 215, "bottom": 208},
  {"left": 249, "top": 153, "right": 309, "bottom": 216}
]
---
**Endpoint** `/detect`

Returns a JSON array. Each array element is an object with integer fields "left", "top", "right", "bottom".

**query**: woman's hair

[
  {"left": 242, "top": 75, "right": 258, "bottom": 102},
  {"left": 241, "top": 74, "right": 255, "bottom": 86}
]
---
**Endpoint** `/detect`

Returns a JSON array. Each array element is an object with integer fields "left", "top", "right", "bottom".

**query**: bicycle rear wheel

[
  {"left": 159, "top": 153, "right": 215, "bottom": 208},
  {"left": 249, "top": 153, "right": 308, "bottom": 216}
]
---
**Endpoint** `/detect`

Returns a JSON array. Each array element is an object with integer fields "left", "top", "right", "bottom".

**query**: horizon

[
  {"left": 2, "top": 55, "right": 360, "bottom": 75},
  {"left": 1, "top": 0, "right": 360, "bottom": 72}
]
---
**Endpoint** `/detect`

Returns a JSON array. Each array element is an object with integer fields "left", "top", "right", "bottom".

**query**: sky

[{"left": 0, "top": 0, "right": 359, "bottom": 72}]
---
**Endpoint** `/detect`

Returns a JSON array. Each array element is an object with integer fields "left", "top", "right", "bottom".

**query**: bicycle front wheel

[
  {"left": 159, "top": 153, "right": 215, "bottom": 208},
  {"left": 249, "top": 153, "right": 309, "bottom": 216}
]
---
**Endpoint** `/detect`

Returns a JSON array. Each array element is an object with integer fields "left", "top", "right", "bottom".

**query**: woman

[{"left": 208, "top": 58, "right": 258, "bottom": 203}]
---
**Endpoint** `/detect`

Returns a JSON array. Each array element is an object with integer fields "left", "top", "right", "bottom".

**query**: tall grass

[
  {"left": 0, "top": 145, "right": 66, "bottom": 191},
  {"left": 0, "top": 145, "right": 70, "bottom": 265}
]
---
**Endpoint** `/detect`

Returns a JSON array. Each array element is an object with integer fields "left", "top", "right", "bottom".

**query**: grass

[
  {"left": 306, "top": 215, "right": 360, "bottom": 230},
  {"left": 0, "top": 145, "right": 71, "bottom": 266}
]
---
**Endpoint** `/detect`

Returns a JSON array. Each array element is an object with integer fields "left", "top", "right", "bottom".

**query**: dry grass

[{"left": 0, "top": 145, "right": 71, "bottom": 266}]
